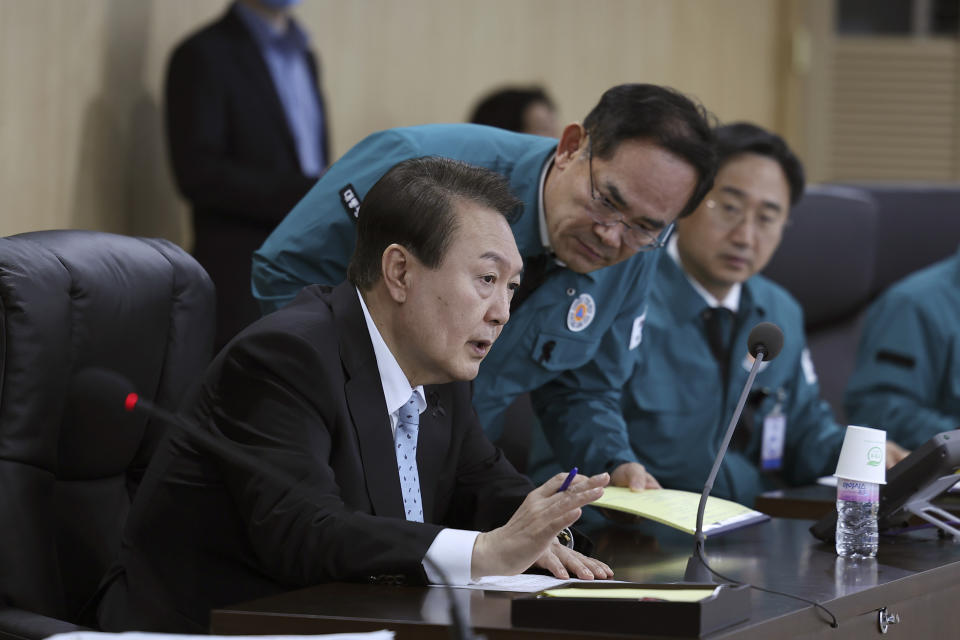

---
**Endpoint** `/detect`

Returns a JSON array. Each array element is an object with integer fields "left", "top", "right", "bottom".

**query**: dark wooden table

[
  {"left": 755, "top": 483, "right": 960, "bottom": 521},
  {"left": 211, "top": 517, "right": 960, "bottom": 638},
  {"left": 755, "top": 484, "right": 837, "bottom": 519}
]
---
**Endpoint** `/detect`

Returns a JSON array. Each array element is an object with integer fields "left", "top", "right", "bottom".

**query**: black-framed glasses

[{"left": 586, "top": 143, "right": 673, "bottom": 252}]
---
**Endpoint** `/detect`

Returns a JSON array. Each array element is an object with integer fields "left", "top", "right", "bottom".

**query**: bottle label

[{"left": 837, "top": 478, "right": 879, "bottom": 503}]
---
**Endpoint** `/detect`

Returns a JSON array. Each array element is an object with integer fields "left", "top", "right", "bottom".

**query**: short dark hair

[
  {"left": 714, "top": 122, "right": 806, "bottom": 206},
  {"left": 582, "top": 84, "right": 717, "bottom": 218},
  {"left": 469, "top": 86, "right": 556, "bottom": 134},
  {"left": 347, "top": 157, "right": 523, "bottom": 290}
]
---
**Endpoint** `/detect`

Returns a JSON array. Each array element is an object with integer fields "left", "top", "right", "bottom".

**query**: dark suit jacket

[
  {"left": 97, "top": 283, "right": 532, "bottom": 633},
  {"left": 165, "top": 5, "right": 329, "bottom": 348}
]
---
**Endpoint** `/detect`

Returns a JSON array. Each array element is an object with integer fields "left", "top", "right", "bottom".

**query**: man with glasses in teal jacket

[
  {"left": 573, "top": 123, "right": 906, "bottom": 506},
  {"left": 252, "top": 84, "right": 716, "bottom": 490}
]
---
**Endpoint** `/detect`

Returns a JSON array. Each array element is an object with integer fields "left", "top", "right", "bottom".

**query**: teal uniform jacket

[
  {"left": 252, "top": 124, "right": 658, "bottom": 464},
  {"left": 845, "top": 248, "right": 960, "bottom": 449},
  {"left": 614, "top": 255, "right": 844, "bottom": 506}
]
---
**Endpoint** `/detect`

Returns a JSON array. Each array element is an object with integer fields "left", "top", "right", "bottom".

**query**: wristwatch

[{"left": 557, "top": 527, "right": 574, "bottom": 549}]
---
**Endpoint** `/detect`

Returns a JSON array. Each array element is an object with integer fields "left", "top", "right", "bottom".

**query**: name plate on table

[{"left": 511, "top": 582, "right": 750, "bottom": 637}]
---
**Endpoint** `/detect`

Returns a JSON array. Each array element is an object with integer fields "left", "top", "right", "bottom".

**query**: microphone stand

[
  {"left": 684, "top": 347, "right": 768, "bottom": 583},
  {"left": 421, "top": 556, "right": 485, "bottom": 640}
]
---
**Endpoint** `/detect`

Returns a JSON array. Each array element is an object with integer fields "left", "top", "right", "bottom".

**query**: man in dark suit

[
  {"left": 98, "top": 157, "right": 612, "bottom": 633},
  {"left": 166, "top": 0, "right": 329, "bottom": 349}
]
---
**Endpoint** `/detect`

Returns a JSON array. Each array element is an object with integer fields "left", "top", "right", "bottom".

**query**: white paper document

[
  {"left": 47, "top": 632, "right": 394, "bottom": 640},
  {"left": 442, "top": 574, "right": 625, "bottom": 592}
]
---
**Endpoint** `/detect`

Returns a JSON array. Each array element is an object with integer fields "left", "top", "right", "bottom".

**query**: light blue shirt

[{"left": 235, "top": 2, "right": 325, "bottom": 176}]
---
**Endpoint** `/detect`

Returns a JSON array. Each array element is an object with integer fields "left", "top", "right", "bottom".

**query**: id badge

[{"left": 761, "top": 406, "right": 786, "bottom": 471}]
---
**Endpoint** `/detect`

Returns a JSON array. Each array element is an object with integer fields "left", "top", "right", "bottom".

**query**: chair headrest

[
  {"left": 762, "top": 185, "right": 878, "bottom": 328},
  {"left": 0, "top": 230, "right": 214, "bottom": 477}
]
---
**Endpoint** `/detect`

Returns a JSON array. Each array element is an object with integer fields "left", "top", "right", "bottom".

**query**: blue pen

[{"left": 557, "top": 467, "right": 578, "bottom": 493}]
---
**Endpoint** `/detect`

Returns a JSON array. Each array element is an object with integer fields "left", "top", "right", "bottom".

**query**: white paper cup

[{"left": 834, "top": 425, "right": 887, "bottom": 484}]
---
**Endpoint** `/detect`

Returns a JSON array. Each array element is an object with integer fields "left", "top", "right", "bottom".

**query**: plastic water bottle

[{"left": 836, "top": 478, "right": 879, "bottom": 558}]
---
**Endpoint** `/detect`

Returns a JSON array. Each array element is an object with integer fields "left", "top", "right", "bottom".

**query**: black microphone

[
  {"left": 70, "top": 367, "right": 483, "bottom": 640},
  {"left": 748, "top": 321, "right": 784, "bottom": 361},
  {"left": 70, "top": 368, "right": 286, "bottom": 483},
  {"left": 684, "top": 322, "right": 785, "bottom": 583}
]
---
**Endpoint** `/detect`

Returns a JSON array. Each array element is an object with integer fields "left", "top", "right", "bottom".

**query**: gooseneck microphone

[
  {"left": 71, "top": 368, "right": 285, "bottom": 483},
  {"left": 70, "top": 368, "right": 483, "bottom": 640},
  {"left": 684, "top": 322, "right": 784, "bottom": 583}
]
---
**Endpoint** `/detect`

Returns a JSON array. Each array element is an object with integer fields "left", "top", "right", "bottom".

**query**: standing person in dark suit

[
  {"left": 97, "top": 157, "right": 612, "bottom": 633},
  {"left": 165, "top": 0, "right": 329, "bottom": 349}
]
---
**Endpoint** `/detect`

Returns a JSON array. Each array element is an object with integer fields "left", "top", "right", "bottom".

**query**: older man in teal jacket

[
  {"left": 846, "top": 249, "right": 960, "bottom": 448},
  {"left": 252, "top": 84, "right": 718, "bottom": 490},
  {"left": 590, "top": 123, "right": 906, "bottom": 506}
]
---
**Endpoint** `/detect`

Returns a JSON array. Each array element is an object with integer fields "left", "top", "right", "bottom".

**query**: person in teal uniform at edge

[
  {"left": 846, "top": 248, "right": 960, "bottom": 449},
  {"left": 252, "top": 83, "right": 717, "bottom": 491},
  {"left": 570, "top": 122, "right": 906, "bottom": 507}
]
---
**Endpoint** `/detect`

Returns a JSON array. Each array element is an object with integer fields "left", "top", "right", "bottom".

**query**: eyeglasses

[
  {"left": 586, "top": 143, "right": 674, "bottom": 252},
  {"left": 703, "top": 197, "right": 788, "bottom": 240}
]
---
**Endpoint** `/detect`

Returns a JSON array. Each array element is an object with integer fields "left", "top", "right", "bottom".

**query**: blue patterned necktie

[{"left": 395, "top": 393, "right": 423, "bottom": 522}]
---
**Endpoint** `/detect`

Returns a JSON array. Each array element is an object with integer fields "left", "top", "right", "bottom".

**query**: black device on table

[{"left": 811, "top": 429, "right": 960, "bottom": 542}]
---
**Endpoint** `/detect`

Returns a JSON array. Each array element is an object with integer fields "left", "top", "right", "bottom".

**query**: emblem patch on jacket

[{"left": 567, "top": 293, "right": 596, "bottom": 332}]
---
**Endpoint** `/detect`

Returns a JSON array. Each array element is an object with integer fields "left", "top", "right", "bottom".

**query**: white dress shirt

[{"left": 357, "top": 289, "right": 479, "bottom": 585}]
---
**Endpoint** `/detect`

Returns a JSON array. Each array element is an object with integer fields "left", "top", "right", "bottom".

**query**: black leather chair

[
  {"left": 763, "top": 185, "right": 879, "bottom": 424},
  {"left": 0, "top": 230, "right": 215, "bottom": 639}
]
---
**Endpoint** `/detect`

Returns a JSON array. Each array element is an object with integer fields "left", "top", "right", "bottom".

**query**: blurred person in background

[
  {"left": 166, "top": 0, "right": 330, "bottom": 349},
  {"left": 846, "top": 247, "right": 960, "bottom": 448},
  {"left": 470, "top": 86, "right": 560, "bottom": 138}
]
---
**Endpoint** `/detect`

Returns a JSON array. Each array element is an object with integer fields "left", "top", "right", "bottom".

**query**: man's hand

[
  {"left": 885, "top": 441, "right": 910, "bottom": 468},
  {"left": 611, "top": 462, "right": 661, "bottom": 491},
  {"left": 471, "top": 472, "right": 610, "bottom": 580},
  {"left": 533, "top": 540, "right": 614, "bottom": 580}
]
